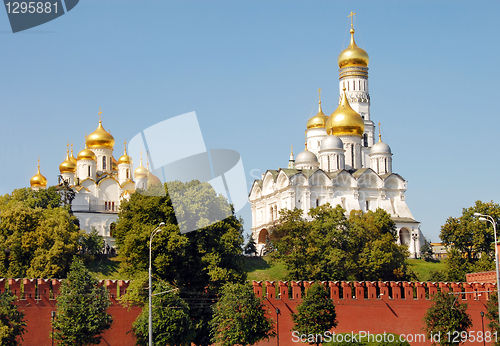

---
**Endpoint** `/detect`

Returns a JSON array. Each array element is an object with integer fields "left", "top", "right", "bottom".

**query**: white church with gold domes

[
  {"left": 249, "top": 14, "right": 423, "bottom": 257},
  {"left": 29, "top": 111, "right": 161, "bottom": 245}
]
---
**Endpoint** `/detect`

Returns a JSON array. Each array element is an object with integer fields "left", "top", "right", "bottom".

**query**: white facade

[
  {"left": 32, "top": 117, "right": 161, "bottom": 247},
  {"left": 249, "top": 24, "right": 423, "bottom": 257}
]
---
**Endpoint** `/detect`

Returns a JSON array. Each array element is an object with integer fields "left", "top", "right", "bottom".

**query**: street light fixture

[
  {"left": 474, "top": 213, "right": 500, "bottom": 328},
  {"left": 149, "top": 222, "right": 165, "bottom": 346}
]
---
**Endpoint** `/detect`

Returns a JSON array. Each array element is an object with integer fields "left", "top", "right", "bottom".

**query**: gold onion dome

[
  {"left": 86, "top": 120, "right": 115, "bottom": 149},
  {"left": 30, "top": 162, "right": 48, "bottom": 188},
  {"left": 118, "top": 141, "right": 132, "bottom": 165},
  {"left": 338, "top": 28, "right": 369, "bottom": 69},
  {"left": 306, "top": 90, "right": 328, "bottom": 129},
  {"left": 77, "top": 144, "right": 97, "bottom": 161},
  {"left": 148, "top": 172, "right": 162, "bottom": 186},
  {"left": 59, "top": 150, "right": 77, "bottom": 173},
  {"left": 134, "top": 157, "right": 148, "bottom": 179},
  {"left": 326, "top": 88, "right": 365, "bottom": 137}
]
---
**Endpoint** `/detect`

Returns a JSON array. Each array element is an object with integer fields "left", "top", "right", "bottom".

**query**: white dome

[
  {"left": 320, "top": 135, "right": 343, "bottom": 151},
  {"left": 370, "top": 141, "right": 392, "bottom": 155},
  {"left": 296, "top": 150, "right": 318, "bottom": 164}
]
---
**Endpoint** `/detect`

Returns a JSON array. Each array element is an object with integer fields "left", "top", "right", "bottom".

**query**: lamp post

[
  {"left": 411, "top": 228, "right": 419, "bottom": 259},
  {"left": 480, "top": 311, "right": 485, "bottom": 346},
  {"left": 149, "top": 222, "right": 165, "bottom": 346},
  {"left": 474, "top": 213, "right": 500, "bottom": 328},
  {"left": 51, "top": 310, "right": 55, "bottom": 346}
]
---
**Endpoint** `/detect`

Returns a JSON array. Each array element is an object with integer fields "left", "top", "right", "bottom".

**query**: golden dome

[
  {"left": 326, "top": 88, "right": 365, "bottom": 137},
  {"left": 77, "top": 145, "right": 97, "bottom": 161},
  {"left": 307, "top": 101, "right": 328, "bottom": 129},
  {"left": 338, "top": 28, "right": 369, "bottom": 69},
  {"left": 118, "top": 141, "right": 132, "bottom": 165},
  {"left": 30, "top": 162, "right": 48, "bottom": 188},
  {"left": 148, "top": 172, "right": 162, "bottom": 186},
  {"left": 59, "top": 150, "right": 77, "bottom": 173},
  {"left": 134, "top": 158, "right": 148, "bottom": 179},
  {"left": 86, "top": 119, "right": 115, "bottom": 149}
]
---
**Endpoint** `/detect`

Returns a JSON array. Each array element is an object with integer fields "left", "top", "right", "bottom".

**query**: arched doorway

[
  {"left": 399, "top": 228, "right": 411, "bottom": 246},
  {"left": 257, "top": 229, "right": 269, "bottom": 256}
]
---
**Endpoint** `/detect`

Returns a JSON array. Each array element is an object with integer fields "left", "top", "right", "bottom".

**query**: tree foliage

[
  {"left": 487, "top": 292, "right": 500, "bottom": 346},
  {"left": 79, "top": 227, "right": 105, "bottom": 255},
  {"left": 423, "top": 291, "right": 472, "bottom": 346},
  {"left": 210, "top": 282, "right": 275, "bottom": 346},
  {"left": 116, "top": 181, "right": 246, "bottom": 346},
  {"left": 440, "top": 200, "right": 499, "bottom": 279},
  {"left": 0, "top": 290, "right": 26, "bottom": 346},
  {"left": 0, "top": 188, "right": 81, "bottom": 278},
  {"left": 52, "top": 258, "right": 112, "bottom": 345},
  {"left": 132, "top": 280, "right": 193, "bottom": 346},
  {"left": 292, "top": 282, "right": 338, "bottom": 346},
  {"left": 243, "top": 234, "right": 257, "bottom": 256},
  {"left": 269, "top": 204, "right": 412, "bottom": 281}
]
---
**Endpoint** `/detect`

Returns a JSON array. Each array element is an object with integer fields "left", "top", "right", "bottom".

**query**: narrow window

[
  {"left": 103, "top": 156, "right": 107, "bottom": 170},
  {"left": 327, "top": 156, "right": 330, "bottom": 171},
  {"left": 347, "top": 81, "right": 349, "bottom": 91},
  {"left": 316, "top": 198, "right": 319, "bottom": 207},
  {"left": 105, "top": 201, "right": 108, "bottom": 211},
  {"left": 112, "top": 202, "right": 115, "bottom": 211},
  {"left": 88, "top": 165, "right": 91, "bottom": 177},
  {"left": 366, "top": 200, "right": 369, "bottom": 211},
  {"left": 353, "top": 81, "right": 355, "bottom": 90},
  {"left": 359, "top": 80, "right": 361, "bottom": 90},
  {"left": 126, "top": 169, "right": 130, "bottom": 179},
  {"left": 363, "top": 134, "right": 368, "bottom": 147}
]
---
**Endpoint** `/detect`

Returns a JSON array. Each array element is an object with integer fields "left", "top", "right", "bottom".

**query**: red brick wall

[
  {"left": 253, "top": 281, "right": 497, "bottom": 346},
  {"left": 3, "top": 279, "right": 498, "bottom": 346}
]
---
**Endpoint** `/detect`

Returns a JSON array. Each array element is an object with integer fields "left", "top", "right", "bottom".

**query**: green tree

[
  {"left": 486, "top": 292, "right": 500, "bottom": 346},
  {"left": 420, "top": 238, "right": 434, "bottom": 262},
  {"left": 52, "top": 258, "right": 112, "bottom": 345},
  {"left": 0, "top": 291, "right": 26, "bottom": 345},
  {"left": 440, "top": 200, "right": 499, "bottom": 279},
  {"left": 292, "top": 282, "right": 338, "bottom": 346},
  {"left": 270, "top": 205, "right": 411, "bottom": 281},
  {"left": 132, "top": 280, "right": 193, "bottom": 346},
  {"left": 243, "top": 234, "right": 257, "bottom": 256},
  {"left": 115, "top": 181, "right": 246, "bottom": 346},
  {"left": 210, "top": 282, "right": 275, "bottom": 346},
  {"left": 423, "top": 291, "right": 472, "bottom": 346},
  {"left": 79, "top": 227, "right": 105, "bottom": 255},
  {"left": 0, "top": 195, "right": 81, "bottom": 278}
]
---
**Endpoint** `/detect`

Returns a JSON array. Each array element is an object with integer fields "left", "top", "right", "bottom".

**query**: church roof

[{"left": 392, "top": 217, "right": 419, "bottom": 224}]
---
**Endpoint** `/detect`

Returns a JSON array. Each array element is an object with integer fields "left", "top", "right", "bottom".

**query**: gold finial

[
  {"left": 98, "top": 107, "right": 102, "bottom": 122},
  {"left": 124, "top": 139, "right": 127, "bottom": 153},
  {"left": 305, "top": 142, "right": 308, "bottom": 151},
  {"left": 291, "top": 145, "right": 293, "bottom": 156},
  {"left": 66, "top": 141, "right": 70, "bottom": 152},
  {"left": 140, "top": 149, "right": 143, "bottom": 164},
  {"left": 146, "top": 151, "right": 150, "bottom": 170},
  {"left": 318, "top": 88, "right": 322, "bottom": 104},
  {"left": 348, "top": 11, "right": 356, "bottom": 33},
  {"left": 378, "top": 122, "right": 382, "bottom": 142},
  {"left": 71, "top": 142, "right": 74, "bottom": 153},
  {"left": 37, "top": 157, "right": 40, "bottom": 169}
]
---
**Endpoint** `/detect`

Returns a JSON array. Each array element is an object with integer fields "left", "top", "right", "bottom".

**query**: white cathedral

[
  {"left": 29, "top": 112, "right": 161, "bottom": 246},
  {"left": 249, "top": 17, "right": 422, "bottom": 257}
]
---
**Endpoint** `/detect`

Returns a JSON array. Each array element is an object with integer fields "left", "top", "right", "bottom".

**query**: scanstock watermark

[
  {"left": 127, "top": 111, "right": 247, "bottom": 234},
  {"left": 292, "top": 331, "right": 499, "bottom": 344},
  {"left": 3, "top": 0, "right": 79, "bottom": 33}
]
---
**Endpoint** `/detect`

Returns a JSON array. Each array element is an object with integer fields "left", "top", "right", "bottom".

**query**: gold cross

[
  {"left": 318, "top": 88, "right": 322, "bottom": 103},
  {"left": 378, "top": 122, "right": 382, "bottom": 140},
  {"left": 38, "top": 157, "right": 40, "bottom": 167},
  {"left": 98, "top": 107, "right": 102, "bottom": 121},
  {"left": 348, "top": 11, "right": 356, "bottom": 29}
]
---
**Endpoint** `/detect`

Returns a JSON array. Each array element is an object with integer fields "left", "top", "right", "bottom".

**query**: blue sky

[{"left": 1, "top": 0, "right": 499, "bottom": 242}]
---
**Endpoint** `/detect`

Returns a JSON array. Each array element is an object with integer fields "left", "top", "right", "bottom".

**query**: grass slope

[
  {"left": 244, "top": 256, "right": 288, "bottom": 282},
  {"left": 407, "top": 259, "right": 446, "bottom": 282}
]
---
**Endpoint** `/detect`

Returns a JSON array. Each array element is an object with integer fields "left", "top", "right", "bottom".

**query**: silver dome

[
  {"left": 320, "top": 135, "right": 343, "bottom": 151},
  {"left": 370, "top": 141, "right": 392, "bottom": 155},
  {"left": 295, "top": 150, "right": 318, "bottom": 164}
]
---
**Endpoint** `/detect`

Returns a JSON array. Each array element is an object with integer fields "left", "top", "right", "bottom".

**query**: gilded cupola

[
  {"left": 134, "top": 151, "right": 148, "bottom": 179},
  {"left": 118, "top": 140, "right": 132, "bottom": 165},
  {"left": 326, "top": 88, "right": 365, "bottom": 137},
  {"left": 86, "top": 109, "right": 115, "bottom": 149},
  {"left": 306, "top": 88, "right": 329, "bottom": 130},
  {"left": 338, "top": 12, "right": 369, "bottom": 69},
  {"left": 59, "top": 146, "right": 77, "bottom": 173},
  {"left": 78, "top": 136, "right": 97, "bottom": 161},
  {"left": 30, "top": 160, "right": 48, "bottom": 189}
]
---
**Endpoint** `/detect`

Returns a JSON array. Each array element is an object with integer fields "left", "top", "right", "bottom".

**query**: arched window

[
  {"left": 102, "top": 156, "right": 107, "bottom": 170},
  {"left": 363, "top": 134, "right": 368, "bottom": 147},
  {"left": 88, "top": 165, "right": 91, "bottom": 177},
  {"left": 126, "top": 169, "right": 130, "bottom": 179}
]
